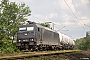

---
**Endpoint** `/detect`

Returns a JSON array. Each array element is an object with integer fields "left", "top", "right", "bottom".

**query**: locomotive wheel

[{"left": 34, "top": 46, "right": 38, "bottom": 51}]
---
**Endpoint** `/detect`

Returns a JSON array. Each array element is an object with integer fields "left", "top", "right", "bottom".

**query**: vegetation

[
  {"left": 0, "top": 0, "right": 31, "bottom": 53},
  {"left": 75, "top": 35, "right": 90, "bottom": 50},
  {"left": 40, "top": 23, "right": 50, "bottom": 28}
]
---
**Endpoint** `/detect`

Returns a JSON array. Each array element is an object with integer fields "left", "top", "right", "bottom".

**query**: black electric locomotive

[{"left": 16, "top": 22, "right": 61, "bottom": 51}]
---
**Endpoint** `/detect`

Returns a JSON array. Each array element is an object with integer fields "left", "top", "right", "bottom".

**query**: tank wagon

[
  {"left": 58, "top": 32, "right": 75, "bottom": 50},
  {"left": 16, "top": 22, "right": 75, "bottom": 51}
]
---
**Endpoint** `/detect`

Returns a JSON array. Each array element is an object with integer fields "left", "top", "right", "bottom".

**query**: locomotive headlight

[
  {"left": 19, "top": 40, "right": 21, "bottom": 42},
  {"left": 24, "top": 33, "right": 27, "bottom": 36},
  {"left": 23, "top": 40, "right": 26, "bottom": 41},
  {"left": 31, "top": 39, "right": 34, "bottom": 41}
]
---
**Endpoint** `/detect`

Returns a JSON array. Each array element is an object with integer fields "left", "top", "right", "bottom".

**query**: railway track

[{"left": 0, "top": 50, "right": 81, "bottom": 60}]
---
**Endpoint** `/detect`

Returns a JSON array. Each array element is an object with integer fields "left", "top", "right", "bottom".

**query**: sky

[{"left": 2, "top": 0, "right": 90, "bottom": 40}]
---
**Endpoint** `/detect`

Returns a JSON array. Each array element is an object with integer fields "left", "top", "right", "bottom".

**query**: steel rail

[{"left": 0, "top": 50, "right": 81, "bottom": 60}]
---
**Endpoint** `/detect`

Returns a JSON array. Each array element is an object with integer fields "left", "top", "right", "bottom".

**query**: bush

[
  {"left": 75, "top": 36, "right": 90, "bottom": 50},
  {"left": 0, "top": 38, "right": 20, "bottom": 54}
]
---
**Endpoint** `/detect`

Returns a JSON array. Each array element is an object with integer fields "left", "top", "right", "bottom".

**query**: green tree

[
  {"left": 0, "top": 0, "right": 31, "bottom": 53},
  {"left": 0, "top": 0, "right": 31, "bottom": 40},
  {"left": 75, "top": 36, "right": 90, "bottom": 50}
]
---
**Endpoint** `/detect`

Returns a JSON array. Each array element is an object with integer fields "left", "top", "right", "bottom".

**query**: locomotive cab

[{"left": 17, "top": 23, "right": 37, "bottom": 50}]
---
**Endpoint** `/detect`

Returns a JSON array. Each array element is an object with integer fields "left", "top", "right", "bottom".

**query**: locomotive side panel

[
  {"left": 41, "top": 28, "right": 59, "bottom": 45},
  {"left": 35, "top": 27, "right": 41, "bottom": 45}
]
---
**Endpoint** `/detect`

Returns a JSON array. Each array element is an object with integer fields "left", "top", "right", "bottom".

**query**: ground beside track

[
  {"left": 24, "top": 50, "right": 90, "bottom": 60},
  {"left": 0, "top": 50, "right": 90, "bottom": 60}
]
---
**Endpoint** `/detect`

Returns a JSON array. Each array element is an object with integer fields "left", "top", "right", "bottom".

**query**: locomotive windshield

[
  {"left": 19, "top": 27, "right": 26, "bottom": 31},
  {"left": 19, "top": 27, "right": 34, "bottom": 32},
  {"left": 27, "top": 27, "right": 34, "bottom": 31}
]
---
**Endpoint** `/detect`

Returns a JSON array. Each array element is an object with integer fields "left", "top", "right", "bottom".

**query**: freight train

[{"left": 16, "top": 21, "right": 75, "bottom": 51}]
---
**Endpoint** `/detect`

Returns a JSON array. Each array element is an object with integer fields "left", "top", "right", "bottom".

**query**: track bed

[{"left": 0, "top": 50, "right": 81, "bottom": 60}]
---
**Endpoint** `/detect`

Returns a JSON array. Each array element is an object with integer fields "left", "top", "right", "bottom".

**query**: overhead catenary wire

[
  {"left": 31, "top": 15, "right": 45, "bottom": 23},
  {"left": 30, "top": 7, "right": 48, "bottom": 23},
  {"left": 63, "top": 0, "right": 86, "bottom": 31},
  {"left": 29, "top": 3, "right": 74, "bottom": 38},
  {"left": 32, "top": 13, "right": 68, "bottom": 34},
  {"left": 72, "top": 0, "right": 90, "bottom": 30},
  {"left": 30, "top": 5, "right": 72, "bottom": 38},
  {"left": 71, "top": 0, "right": 87, "bottom": 36},
  {"left": 30, "top": 7, "right": 65, "bottom": 27},
  {"left": 63, "top": 0, "right": 88, "bottom": 38},
  {"left": 31, "top": 14, "right": 47, "bottom": 23},
  {"left": 72, "top": 0, "right": 87, "bottom": 27},
  {"left": 29, "top": 7, "right": 47, "bottom": 23}
]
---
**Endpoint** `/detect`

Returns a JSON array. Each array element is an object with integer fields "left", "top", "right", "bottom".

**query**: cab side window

[{"left": 38, "top": 27, "right": 40, "bottom": 32}]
